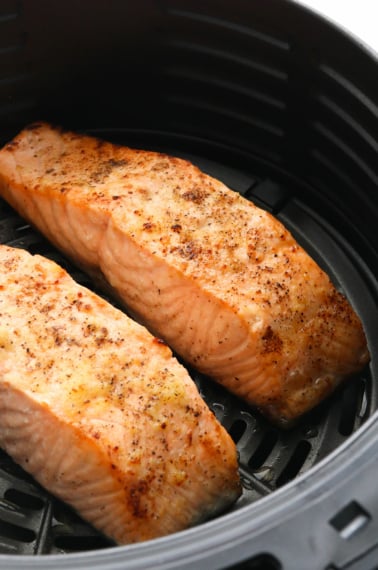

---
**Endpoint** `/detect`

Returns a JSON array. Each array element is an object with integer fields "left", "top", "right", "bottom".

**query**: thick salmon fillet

[
  {"left": 0, "top": 244, "right": 240, "bottom": 544},
  {"left": 0, "top": 123, "right": 369, "bottom": 424}
]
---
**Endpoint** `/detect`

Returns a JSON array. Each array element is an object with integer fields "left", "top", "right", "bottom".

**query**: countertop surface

[{"left": 297, "top": 0, "right": 378, "bottom": 53}]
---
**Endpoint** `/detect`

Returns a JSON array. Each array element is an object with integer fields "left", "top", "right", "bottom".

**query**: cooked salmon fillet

[
  {"left": 0, "top": 123, "right": 369, "bottom": 424},
  {"left": 0, "top": 244, "right": 240, "bottom": 544}
]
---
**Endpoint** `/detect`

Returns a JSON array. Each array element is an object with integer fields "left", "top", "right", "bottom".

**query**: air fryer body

[{"left": 0, "top": 1, "right": 377, "bottom": 569}]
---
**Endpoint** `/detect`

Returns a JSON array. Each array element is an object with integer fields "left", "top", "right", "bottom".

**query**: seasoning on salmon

[
  {"left": 0, "top": 244, "right": 241, "bottom": 544},
  {"left": 0, "top": 122, "right": 370, "bottom": 425}
]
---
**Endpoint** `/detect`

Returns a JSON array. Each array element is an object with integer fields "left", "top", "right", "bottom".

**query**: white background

[{"left": 297, "top": 0, "right": 378, "bottom": 53}]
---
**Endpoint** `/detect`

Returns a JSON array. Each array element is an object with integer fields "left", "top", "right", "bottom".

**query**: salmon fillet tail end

[
  {"left": 0, "top": 244, "right": 241, "bottom": 544},
  {"left": 0, "top": 122, "right": 370, "bottom": 426}
]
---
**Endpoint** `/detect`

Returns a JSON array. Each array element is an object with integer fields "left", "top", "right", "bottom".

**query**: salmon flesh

[
  {"left": 0, "top": 244, "right": 241, "bottom": 544},
  {"left": 0, "top": 123, "right": 370, "bottom": 424}
]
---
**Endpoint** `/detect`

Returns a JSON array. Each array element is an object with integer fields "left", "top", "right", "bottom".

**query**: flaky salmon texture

[
  {"left": 0, "top": 245, "right": 241, "bottom": 544},
  {"left": 0, "top": 122, "right": 370, "bottom": 425}
]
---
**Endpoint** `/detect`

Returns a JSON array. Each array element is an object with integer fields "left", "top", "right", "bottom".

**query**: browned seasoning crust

[
  {"left": 0, "top": 244, "right": 241, "bottom": 544},
  {"left": 0, "top": 122, "right": 370, "bottom": 424}
]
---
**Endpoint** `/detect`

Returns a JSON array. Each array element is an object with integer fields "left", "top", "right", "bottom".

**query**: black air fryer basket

[{"left": 0, "top": 1, "right": 377, "bottom": 569}]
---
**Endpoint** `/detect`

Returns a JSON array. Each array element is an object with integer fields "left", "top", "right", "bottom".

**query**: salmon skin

[
  {"left": 0, "top": 244, "right": 241, "bottom": 544},
  {"left": 0, "top": 122, "right": 369, "bottom": 425}
]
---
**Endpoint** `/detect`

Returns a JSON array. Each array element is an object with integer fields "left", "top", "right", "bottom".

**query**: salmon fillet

[
  {"left": 0, "top": 244, "right": 240, "bottom": 544},
  {"left": 0, "top": 123, "right": 369, "bottom": 424}
]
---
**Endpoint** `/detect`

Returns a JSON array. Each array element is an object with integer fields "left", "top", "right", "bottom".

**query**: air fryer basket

[{"left": 0, "top": 1, "right": 377, "bottom": 568}]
